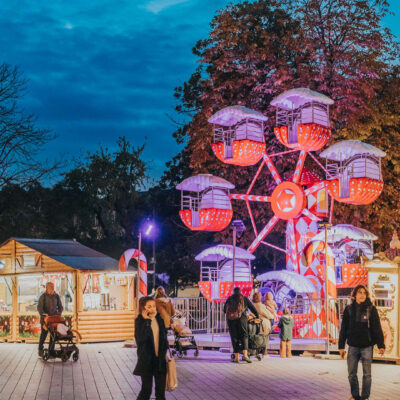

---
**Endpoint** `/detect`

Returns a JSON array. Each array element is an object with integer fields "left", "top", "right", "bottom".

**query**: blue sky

[{"left": 0, "top": 0, "right": 399, "bottom": 183}]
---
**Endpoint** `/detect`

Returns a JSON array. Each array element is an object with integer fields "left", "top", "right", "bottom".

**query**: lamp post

[
  {"left": 319, "top": 221, "right": 332, "bottom": 355},
  {"left": 136, "top": 219, "right": 156, "bottom": 312},
  {"left": 136, "top": 229, "right": 142, "bottom": 313},
  {"left": 231, "top": 219, "right": 246, "bottom": 290}
]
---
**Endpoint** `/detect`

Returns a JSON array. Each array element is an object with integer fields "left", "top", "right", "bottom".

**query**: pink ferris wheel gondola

[
  {"left": 176, "top": 174, "right": 234, "bottom": 231},
  {"left": 196, "top": 245, "right": 254, "bottom": 302},
  {"left": 208, "top": 106, "right": 267, "bottom": 166},
  {"left": 271, "top": 88, "right": 333, "bottom": 151},
  {"left": 320, "top": 140, "right": 386, "bottom": 205}
]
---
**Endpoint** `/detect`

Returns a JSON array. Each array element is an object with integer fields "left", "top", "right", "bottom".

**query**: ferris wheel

[{"left": 177, "top": 87, "right": 386, "bottom": 283}]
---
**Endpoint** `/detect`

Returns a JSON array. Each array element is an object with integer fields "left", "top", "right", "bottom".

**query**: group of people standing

[{"left": 224, "top": 287, "right": 294, "bottom": 362}]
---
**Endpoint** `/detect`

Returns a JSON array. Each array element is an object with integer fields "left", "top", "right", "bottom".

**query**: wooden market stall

[{"left": 0, "top": 238, "right": 136, "bottom": 343}]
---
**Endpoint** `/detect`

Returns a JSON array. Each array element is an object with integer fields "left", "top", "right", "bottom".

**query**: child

[
  {"left": 278, "top": 308, "right": 294, "bottom": 358},
  {"left": 264, "top": 292, "right": 278, "bottom": 328}
]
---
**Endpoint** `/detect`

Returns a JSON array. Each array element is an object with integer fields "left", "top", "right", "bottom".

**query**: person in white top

[{"left": 252, "top": 292, "right": 275, "bottom": 357}]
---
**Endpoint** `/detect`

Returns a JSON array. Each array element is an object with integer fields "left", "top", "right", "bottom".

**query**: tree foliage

[
  {"left": 0, "top": 63, "right": 58, "bottom": 186},
  {"left": 171, "top": 0, "right": 400, "bottom": 255}
]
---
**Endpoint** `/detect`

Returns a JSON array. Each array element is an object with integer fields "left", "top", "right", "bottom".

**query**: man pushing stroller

[{"left": 37, "top": 282, "right": 63, "bottom": 357}]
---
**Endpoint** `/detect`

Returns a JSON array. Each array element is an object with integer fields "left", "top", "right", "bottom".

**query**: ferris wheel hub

[{"left": 270, "top": 181, "right": 306, "bottom": 220}]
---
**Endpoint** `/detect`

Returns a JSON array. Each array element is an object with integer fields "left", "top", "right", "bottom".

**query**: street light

[
  {"left": 319, "top": 221, "right": 332, "bottom": 355},
  {"left": 231, "top": 219, "right": 246, "bottom": 288},
  {"left": 136, "top": 219, "right": 157, "bottom": 311}
]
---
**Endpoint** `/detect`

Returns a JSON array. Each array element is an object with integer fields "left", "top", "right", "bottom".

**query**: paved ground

[{"left": 0, "top": 343, "right": 399, "bottom": 400}]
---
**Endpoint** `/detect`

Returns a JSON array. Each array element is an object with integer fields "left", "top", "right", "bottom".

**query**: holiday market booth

[{"left": 0, "top": 238, "right": 136, "bottom": 342}]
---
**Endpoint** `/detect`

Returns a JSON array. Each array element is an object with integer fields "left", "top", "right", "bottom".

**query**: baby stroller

[
  {"left": 230, "top": 315, "right": 266, "bottom": 361},
  {"left": 170, "top": 313, "right": 199, "bottom": 358},
  {"left": 42, "top": 315, "right": 81, "bottom": 363}
]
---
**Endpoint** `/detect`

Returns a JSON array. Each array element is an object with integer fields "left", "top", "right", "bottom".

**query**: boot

[
  {"left": 287, "top": 340, "right": 292, "bottom": 358},
  {"left": 38, "top": 347, "right": 44, "bottom": 358},
  {"left": 280, "top": 340, "right": 287, "bottom": 358}
]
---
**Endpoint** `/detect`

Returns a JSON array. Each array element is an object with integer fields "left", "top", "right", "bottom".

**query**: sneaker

[{"left": 242, "top": 355, "right": 252, "bottom": 363}]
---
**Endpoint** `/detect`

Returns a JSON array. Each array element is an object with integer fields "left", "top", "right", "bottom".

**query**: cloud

[
  {"left": 144, "top": 0, "right": 190, "bottom": 14},
  {"left": 0, "top": 0, "right": 236, "bottom": 180}
]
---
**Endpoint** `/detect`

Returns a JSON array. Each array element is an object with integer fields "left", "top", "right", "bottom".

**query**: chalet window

[
  {"left": 83, "top": 273, "right": 131, "bottom": 311},
  {"left": 0, "top": 276, "right": 12, "bottom": 312},
  {"left": 23, "top": 255, "right": 35, "bottom": 267},
  {"left": 17, "top": 273, "right": 74, "bottom": 314}
]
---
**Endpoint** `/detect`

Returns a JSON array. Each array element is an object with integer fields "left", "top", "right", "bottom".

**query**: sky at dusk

[{"left": 1, "top": 0, "right": 399, "bottom": 183}]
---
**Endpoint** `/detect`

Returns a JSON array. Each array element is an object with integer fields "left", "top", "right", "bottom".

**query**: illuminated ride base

[{"left": 177, "top": 88, "right": 386, "bottom": 340}]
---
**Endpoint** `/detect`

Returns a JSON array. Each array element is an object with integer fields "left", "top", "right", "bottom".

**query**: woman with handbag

[{"left": 133, "top": 296, "right": 169, "bottom": 400}]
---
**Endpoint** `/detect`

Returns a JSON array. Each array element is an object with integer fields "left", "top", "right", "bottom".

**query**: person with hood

[
  {"left": 339, "top": 285, "right": 385, "bottom": 400},
  {"left": 224, "top": 287, "right": 259, "bottom": 363},
  {"left": 154, "top": 286, "right": 175, "bottom": 330},
  {"left": 278, "top": 307, "right": 294, "bottom": 358},
  {"left": 133, "top": 296, "right": 169, "bottom": 400},
  {"left": 37, "top": 281, "right": 63, "bottom": 357},
  {"left": 252, "top": 292, "right": 274, "bottom": 357}
]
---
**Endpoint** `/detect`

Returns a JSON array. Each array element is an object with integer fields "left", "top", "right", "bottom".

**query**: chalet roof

[{"left": 7, "top": 238, "right": 119, "bottom": 271}]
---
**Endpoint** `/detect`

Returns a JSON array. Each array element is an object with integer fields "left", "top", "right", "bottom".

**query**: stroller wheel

[
  {"left": 194, "top": 350, "right": 199, "bottom": 357},
  {"left": 72, "top": 352, "right": 79, "bottom": 362},
  {"left": 42, "top": 349, "right": 50, "bottom": 362},
  {"left": 177, "top": 351, "right": 184, "bottom": 359},
  {"left": 61, "top": 352, "right": 70, "bottom": 363}
]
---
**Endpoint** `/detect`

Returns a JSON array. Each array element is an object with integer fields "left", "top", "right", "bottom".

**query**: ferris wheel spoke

[
  {"left": 247, "top": 159, "right": 265, "bottom": 194},
  {"left": 304, "top": 181, "right": 326, "bottom": 196},
  {"left": 248, "top": 215, "right": 279, "bottom": 253},
  {"left": 292, "top": 150, "right": 306, "bottom": 184},
  {"left": 287, "top": 219, "right": 300, "bottom": 273},
  {"left": 263, "top": 154, "right": 282, "bottom": 184},
  {"left": 246, "top": 200, "right": 258, "bottom": 236},
  {"left": 329, "top": 196, "right": 334, "bottom": 224},
  {"left": 302, "top": 208, "right": 321, "bottom": 221}
]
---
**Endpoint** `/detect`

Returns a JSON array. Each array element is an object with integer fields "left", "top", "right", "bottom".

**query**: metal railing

[{"left": 171, "top": 296, "right": 352, "bottom": 344}]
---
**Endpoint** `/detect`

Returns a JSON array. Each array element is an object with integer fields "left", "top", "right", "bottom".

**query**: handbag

[{"left": 166, "top": 349, "right": 178, "bottom": 392}]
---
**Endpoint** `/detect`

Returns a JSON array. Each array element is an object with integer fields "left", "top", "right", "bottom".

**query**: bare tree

[{"left": 0, "top": 63, "right": 58, "bottom": 187}]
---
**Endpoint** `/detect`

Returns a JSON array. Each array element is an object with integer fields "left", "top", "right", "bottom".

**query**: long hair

[
  {"left": 155, "top": 286, "right": 166, "bottom": 299},
  {"left": 138, "top": 296, "right": 155, "bottom": 314},
  {"left": 351, "top": 285, "right": 372, "bottom": 305}
]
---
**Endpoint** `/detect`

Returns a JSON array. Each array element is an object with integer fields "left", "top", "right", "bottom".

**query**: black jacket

[
  {"left": 37, "top": 292, "right": 63, "bottom": 321},
  {"left": 133, "top": 313, "right": 168, "bottom": 376},
  {"left": 224, "top": 294, "right": 259, "bottom": 319},
  {"left": 338, "top": 300, "right": 385, "bottom": 350}
]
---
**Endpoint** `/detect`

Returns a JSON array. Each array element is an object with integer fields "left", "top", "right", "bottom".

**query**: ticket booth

[{"left": 365, "top": 253, "right": 400, "bottom": 362}]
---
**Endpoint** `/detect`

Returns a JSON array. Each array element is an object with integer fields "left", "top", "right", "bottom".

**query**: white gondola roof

[
  {"left": 311, "top": 224, "right": 378, "bottom": 242},
  {"left": 208, "top": 106, "right": 268, "bottom": 126},
  {"left": 270, "top": 88, "right": 334, "bottom": 110},
  {"left": 176, "top": 174, "right": 235, "bottom": 192},
  {"left": 195, "top": 244, "right": 255, "bottom": 262},
  {"left": 320, "top": 140, "right": 386, "bottom": 161},
  {"left": 257, "top": 270, "right": 316, "bottom": 293}
]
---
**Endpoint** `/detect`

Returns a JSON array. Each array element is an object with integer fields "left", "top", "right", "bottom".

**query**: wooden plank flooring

[{"left": 1, "top": 342, "right": 400, "bottom": 400}]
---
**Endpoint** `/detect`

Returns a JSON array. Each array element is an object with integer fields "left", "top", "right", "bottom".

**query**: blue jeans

[{"left": 347, "top": 345, "right": 373, "bottom": 400}]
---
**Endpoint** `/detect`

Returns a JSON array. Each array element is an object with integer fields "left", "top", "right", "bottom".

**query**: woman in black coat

[{"left": 134, "top": 296, "right": 169, "bottom": 400}]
